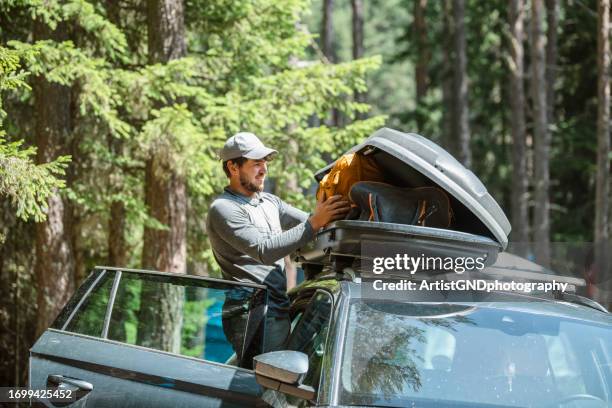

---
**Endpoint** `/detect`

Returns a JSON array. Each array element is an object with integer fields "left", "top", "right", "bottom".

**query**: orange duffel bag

[{"left": 316, "top": 152, "right": 385, "bottom": 202}]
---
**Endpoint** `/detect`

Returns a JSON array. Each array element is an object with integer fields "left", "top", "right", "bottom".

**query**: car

[
  {"left": 28, "top": 264, "right": 612, "bottom": 408},
  {"left": 29, "top": 128, "right": 612, "bottom": 407}
]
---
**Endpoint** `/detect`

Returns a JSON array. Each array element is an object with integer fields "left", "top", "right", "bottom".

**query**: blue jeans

[{"left": 222, "top": 299, "right": 289, "bottom": 368}]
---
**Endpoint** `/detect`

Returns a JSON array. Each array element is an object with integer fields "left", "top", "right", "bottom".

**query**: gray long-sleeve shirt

[{"left": 206, "top": 187, "right": 314, "bottom": 315}]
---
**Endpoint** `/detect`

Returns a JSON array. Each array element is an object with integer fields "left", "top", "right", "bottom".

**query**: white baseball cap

[{"left": 219, "top": 132, "right": 278, "bottom": 161}]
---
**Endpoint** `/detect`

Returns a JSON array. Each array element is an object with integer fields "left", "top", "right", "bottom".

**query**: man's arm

[
  {"left": 277, "top": 195, "right": 351, "bottom": 231},
  {"left": 209, "top": 202, "right": 314, "bottom": 266},
  {"left": 209, "top": 195, "right": 350, "bottom": 266},
  {"left": 277, "top": 198, "right": 309, "bottom": 230}
]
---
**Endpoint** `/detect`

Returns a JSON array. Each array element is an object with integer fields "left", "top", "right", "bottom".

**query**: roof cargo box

[{"left": 296, "top": 128, "right": 511, "bottom": 274}]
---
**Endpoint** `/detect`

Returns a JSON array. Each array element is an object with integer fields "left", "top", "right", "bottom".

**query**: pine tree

[
  {"left": 414, "top": 0, "right": 429, "bottom": 130},
  {"left": 595, "top": 0, "right": 611, "bottom": 305},
  {"left": 531, "top": 0, "right": 551, "bottom": 266},
  {"left": 452, "top": 0, "right": 471, "bottom": 168},
  {"left": 508, "top": 0, "right": 529, "bottom": 253},
  {"left": 32, "top": 17, "right": 76, "bottom": 337}
]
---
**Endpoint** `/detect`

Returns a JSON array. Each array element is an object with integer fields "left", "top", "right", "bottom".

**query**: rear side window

[
  {"left": 54, "top": 269, "right": 267, "bottom": 368},
  {"left": 64, "top": 273, "right": 115, "bottom": 337},
  {"left": 51, "top": 269, "right": 109, "bottom": 330}
]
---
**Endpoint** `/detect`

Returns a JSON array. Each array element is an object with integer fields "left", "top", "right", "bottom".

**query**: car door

[
  {"left": 29, "top": 267, "right": 270, "bottom": 408},
  {"left": 263, "top": 289, "right": 335, "bottom": 408}
]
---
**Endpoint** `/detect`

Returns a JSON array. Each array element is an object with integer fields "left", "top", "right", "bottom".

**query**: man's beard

[{"left": 240, "top": 173, "right": 263, "bottom": 193}]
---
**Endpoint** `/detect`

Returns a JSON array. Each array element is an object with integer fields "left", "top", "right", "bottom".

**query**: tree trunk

[
  {"left": 108, "top": 201, "right": 128, "bottom": 266},
  {"left": 351, "top": 0, "right": 366, "bottom": 118},
  {"left": 351, "top": 0, "right": 364, "bottom": 60},
  {"left": 143, "top": 153, "right": 187, "bottom": 273},
  {"left": 147, "top": 0, "right": 186, "bottom": 64},
  {"left": 530, "top": 0, "right": 551, "bottom": 266},
  {"left": 103, "top": 0, "right": 130, "bottom": 343},
  {"left": 106, "top": 0, "right": 128, "bottom": 270},
  {"left": 452, "top": 0, "right": 471, "bottom": 168},
  {"left": 138, "top": 154, "right": 187, "bottom": 352},
  {"left": 441, "top": 0, "right": 455, "bottom": 152},
  {"left": 107, "top": 123, "right": 128, "bottom": 268},
  {"left": 67, "top": 76, "right": 85, "bottom": 288},
  {"left": 0, "top": 206, "right": 37, "bottom": 387},
  {"left": 545, "top": 0, "right": 558, "bottom": 125},
  {"left": 322, "top": 0, "right": 339, "bottom": 126},
  {"left": 508, "top": 0, "right": 529, "bottom": 254},
  {"left": 544, "top": 1, "right": 557, "bottom": 266},
  {"left": 189, "top": 260, "right": 209, "bottom": 277},
  {"left": 414, "top": 0, "right": 429, "bottom": 130},
  {"left": 33, "top": 20, "right": 76, "bottom": 337},
  {"left": 137, "top": 0, "right": 187, "bottom": 354},
  {"left": 144, "top": 0, "right": 187, "bottom": 270},
  {"left": 321, "top": 0, "right": 335, "bottom": 63},
  {"left": 595, "top": 0, "right": 611, "bottom": 305}
]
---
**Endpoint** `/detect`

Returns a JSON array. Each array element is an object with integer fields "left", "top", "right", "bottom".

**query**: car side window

[
  {"left": 285, "top": 291, "right": 333, "bottom": 389},
  {"left": 62, "top": 271, "right": 115, "bottom": 337},
  {"left": 54, "top": 269, "right": 267, "bottom": 369}
]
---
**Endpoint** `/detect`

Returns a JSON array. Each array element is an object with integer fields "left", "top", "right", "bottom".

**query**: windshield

[{"left": 340, "top": 301, "right": 612, "bottom": 407}]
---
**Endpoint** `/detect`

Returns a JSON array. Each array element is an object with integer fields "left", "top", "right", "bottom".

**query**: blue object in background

[
  {"left": 203, "top": 291, "right": 233, "bottom": 363},
  {"left": 203, "top": 268, "right": 303, "bottom": 363}
]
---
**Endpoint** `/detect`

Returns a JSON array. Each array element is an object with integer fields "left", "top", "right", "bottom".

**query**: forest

[{"left": 1, "top": 0, "right": 611, "bottom": 387}]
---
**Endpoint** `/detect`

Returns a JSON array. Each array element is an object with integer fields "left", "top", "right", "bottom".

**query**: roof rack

[{"left": 296, "top": 220, "right": 502, "bottom": 275}]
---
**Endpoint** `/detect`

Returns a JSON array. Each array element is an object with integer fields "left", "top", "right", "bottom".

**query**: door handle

[
  {"left": 46, "top": 375, "right": 93, "bottom": 407},
  {"left": 48, "top": 374, "right": 93, "bottom": 391}
]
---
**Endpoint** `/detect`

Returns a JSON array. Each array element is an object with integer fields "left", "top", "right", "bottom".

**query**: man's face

[{"left": 233, "top": 158, "right": 268, "bottom": 193}]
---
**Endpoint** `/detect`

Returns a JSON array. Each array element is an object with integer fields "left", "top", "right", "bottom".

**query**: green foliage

[
  {"left": 188, "top": 0, "right": 311, "bottom": 78},
  {"left": 0, "top": 46, "right": 70, "bottom": 227},
  {"left": 12, "top": 0, "right": 127, "bottom": 59},
  {"left": 0, "top": 46, "right": 31, "bottom": 110},
  {"left": 0, "top": 136, "right": 70, "bottom": 223},
  {"left": 0, "top": 0, "right": 600, "bottom": 263},
  {"left": 10, "top": 39, "right": 130, "bottom": 137},
  {"left": 305, "top": 0, "right": 412, "bottom": 128},
  {"left": 552, "top": 0, "right": 599, "bottom": 242},
  {"left": 305, "top": 0, "right": 606, "bottom": 246},
  {"left": 1, "top": 0, "right": 383, "bottom": 266}
]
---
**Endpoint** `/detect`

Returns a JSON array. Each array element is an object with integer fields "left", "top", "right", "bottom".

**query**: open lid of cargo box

[
  {"left": 296, "top": 128, "right": 511, "bottom": 272},
  {"left": 313, "top": 128, "right": 511, "bottom": 249}
]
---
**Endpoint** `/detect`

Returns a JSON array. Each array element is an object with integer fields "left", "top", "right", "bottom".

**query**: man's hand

[{"left": 308, "top": 195, "right": 351, "bottom": 231}]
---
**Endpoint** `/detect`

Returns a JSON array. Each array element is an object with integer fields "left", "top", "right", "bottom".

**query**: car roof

[{"left": 287, "top": 262, "right": 609, "bottom": 322}]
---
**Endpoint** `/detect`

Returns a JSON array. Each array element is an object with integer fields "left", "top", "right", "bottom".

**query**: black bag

[{"left": 348, "top": 181, "right": 452, "bottom": 228}]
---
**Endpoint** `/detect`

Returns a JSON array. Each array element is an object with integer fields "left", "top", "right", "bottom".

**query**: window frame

[{"left": 53, "top": 266, "right": 269, "bottom": 369}]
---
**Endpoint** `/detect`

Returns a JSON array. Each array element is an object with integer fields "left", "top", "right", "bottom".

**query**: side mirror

[{"left": 253, "top": 351, "right": 316, "bottom": 400}]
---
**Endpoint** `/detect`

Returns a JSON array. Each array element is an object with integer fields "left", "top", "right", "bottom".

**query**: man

[{"left": 206, "top": 132, "right": 349, "bottom": 363}]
